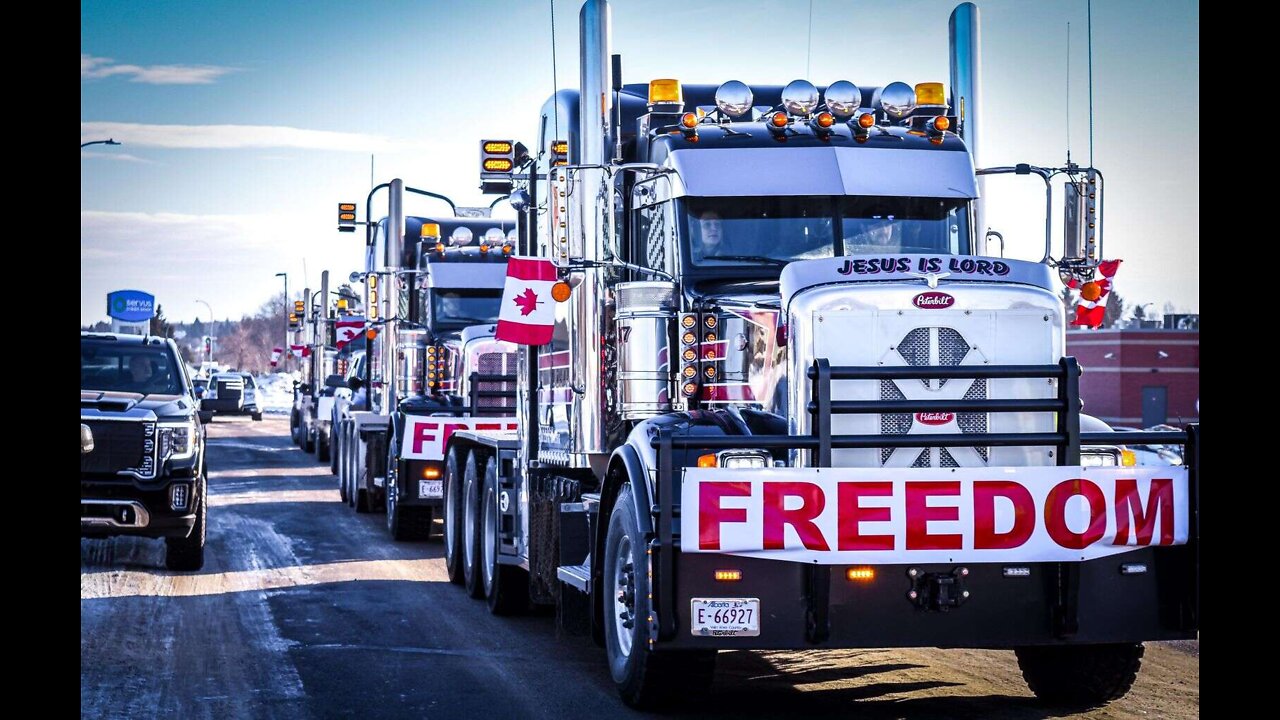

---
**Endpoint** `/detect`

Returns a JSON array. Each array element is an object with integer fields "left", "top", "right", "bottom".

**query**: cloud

[
  {"left": 81, "top": 53, "right": 238, "bottom": 85},
  {"left": 80, "top": 150, "right": 154, "bottom": 164},
  {"left": 80, "top": 121, "right": 418, "bottom": 152},
  {"left": 81, "top": 211, "right": 361, "bottom": 324}
]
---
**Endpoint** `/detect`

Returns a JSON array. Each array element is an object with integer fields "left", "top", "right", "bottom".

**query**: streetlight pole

[
  {"left": 81, "top": 139, "right": 121, "bottom": 149},
  {"left": 195, "top": 299, "right": 214, "bottom": 363},
  {"left": 275, "top": 272, "right": 288, "bottom": 372}
]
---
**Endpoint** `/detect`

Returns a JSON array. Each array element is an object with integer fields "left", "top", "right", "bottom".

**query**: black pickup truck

[{"left": 81, "top": 332, "right": 207, "bottom": 570}]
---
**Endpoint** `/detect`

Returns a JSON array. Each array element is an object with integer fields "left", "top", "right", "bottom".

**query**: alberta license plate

[
  {"left": 690, "top": 598, "right": 760, "bottom": 637},
  {"left": 419, "top": 480, "right": 443, "bottom": 498}
]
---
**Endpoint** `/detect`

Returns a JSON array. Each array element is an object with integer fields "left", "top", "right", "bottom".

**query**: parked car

[
  {"left": 201, "top": 371, "right": 263, "bottom": 422},
  {"left": 81, "top": 331, "right": 207, "bottom": 570}
]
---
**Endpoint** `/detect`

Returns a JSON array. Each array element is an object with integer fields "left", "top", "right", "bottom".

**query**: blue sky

[{"left": 82, "top": 0, "right": 1198, "bottom": 325}]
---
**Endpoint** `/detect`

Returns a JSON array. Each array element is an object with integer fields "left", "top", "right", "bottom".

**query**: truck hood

[{"left": 81, "top": 391, "right": 192, "bottom": 417}]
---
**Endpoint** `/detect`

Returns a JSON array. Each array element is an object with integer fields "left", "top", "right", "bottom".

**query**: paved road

[{"left": 82, "top": 416, "right": 1199, "bottom": 719}]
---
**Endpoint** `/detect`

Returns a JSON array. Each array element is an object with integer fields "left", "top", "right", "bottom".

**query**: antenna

[
  {"left": 805, "top": 0, "right": 815, "bottom": 78},
  {"left": 1087, "top": 0, "right": 1095, "bottom": 167},
  {"left": 550, "top": 0, "right": 560, "bottom": 161},
  {"left": 1065, "top": 22, "right": 1071, "bottom": 166}
]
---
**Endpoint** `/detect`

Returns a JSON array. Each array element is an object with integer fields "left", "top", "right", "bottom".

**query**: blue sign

[{"left": 107, "top": 290, "right": 155, "bottom": 322}]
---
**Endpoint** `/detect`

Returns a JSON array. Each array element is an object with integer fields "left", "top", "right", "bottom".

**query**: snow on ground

[{"left": 255, "top": 372, "right": 298, "bottom": 414}]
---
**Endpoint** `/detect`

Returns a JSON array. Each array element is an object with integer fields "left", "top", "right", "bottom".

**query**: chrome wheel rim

[{"left": 612, "top": 536, "right": 635, "bottom": 658}]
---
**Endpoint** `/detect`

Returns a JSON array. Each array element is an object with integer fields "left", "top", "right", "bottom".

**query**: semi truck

[
  {"left": 335, "top": 184, "right": 520, "bottom": 540},
  {"left": 437, "top": 0, "right": 1199, "bottom": 709},
  {"left": 290, "top": 271, "right": 340, "bottom": 462}
]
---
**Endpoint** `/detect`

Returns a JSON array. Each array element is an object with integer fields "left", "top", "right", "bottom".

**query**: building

[{"left": 1066, "top": 329, "right": 1199, "bottom": 427}]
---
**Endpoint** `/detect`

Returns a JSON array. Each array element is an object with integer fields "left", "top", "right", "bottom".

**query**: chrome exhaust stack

[{"left": 949, "top": 2, "right": 986, "bottom": 248}]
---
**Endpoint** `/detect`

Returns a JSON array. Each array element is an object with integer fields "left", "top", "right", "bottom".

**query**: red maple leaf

[{"left": 513, "top": 287, "right": 542, "bottom": 316}]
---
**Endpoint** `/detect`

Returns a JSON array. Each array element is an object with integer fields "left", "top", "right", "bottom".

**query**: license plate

[
  {"left": 419, "top": 480, "right": 443, "bottom": 498},
  {"left": 690, "top": 598, "right": 760, "bottom": 637}
]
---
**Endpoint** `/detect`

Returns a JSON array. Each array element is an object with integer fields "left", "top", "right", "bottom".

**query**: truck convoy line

[{"left": 297, "top": 0, "right": 1198, "bottom": 710}]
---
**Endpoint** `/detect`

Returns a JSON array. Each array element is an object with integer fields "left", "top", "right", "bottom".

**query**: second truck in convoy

[
  {"left": 426, "top": 0, "right": 1199, "bottom": 710},
  {"left": 335, "top": 185, "right": 520, "bottom": 540}
]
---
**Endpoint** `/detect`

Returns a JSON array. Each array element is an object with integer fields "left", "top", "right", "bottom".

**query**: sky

[{"left": 81, "top": 0, "right": 1199, "bottom": 325}]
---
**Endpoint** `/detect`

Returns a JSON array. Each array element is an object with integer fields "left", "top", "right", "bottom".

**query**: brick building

[{"left": 1065, "top": 329, "right": 1199, "bottom": 427}]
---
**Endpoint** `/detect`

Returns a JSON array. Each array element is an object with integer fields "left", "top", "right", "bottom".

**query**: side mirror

[
  {"left": 325, "top": 374, "right": 347, "bottom": 389},
  {"left": 81, "top": 424, "right": 94, "bottom": 455},
  {"left": 348, "top": 376, "right": 364, "bottom": 392}
]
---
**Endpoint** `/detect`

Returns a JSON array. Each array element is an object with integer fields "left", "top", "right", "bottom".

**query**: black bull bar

[{"left": 650, "top": 357, "right": 1200, "bottom": 642}]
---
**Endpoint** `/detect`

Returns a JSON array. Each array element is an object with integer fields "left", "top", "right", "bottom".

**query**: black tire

[
  {"left": 604, "top": 485, "right": 716, "bottom": 708},
  {"left": 303, "top": 424, "right": 316, "bottom": 454},
  {"left": 340, "top": 422, "right": 350, "bottom": 502},
  {"left": 1015, "top": 643, "right": 1144, "bottom": 707},
  {"left": 354, "top": 435, "right": 372, "bottom": 513},
  {"left": 199, "top": 411, "right": 213, "bottom": 424},
  {"left": 386, "top": 436, "right": 432, "bottom": 541},
  {"left": 290, "top": 411, "right": 301, "bottom": 445},
  {"left": 462, "top": 452, "right": 486, "bottom": 599},
  {"left": 483, "top": 459, "right": 528, "bottom": 615},
  {"left": 443, "top": 450, "right": 465, "bottom": 585},
  {"left": 316, "top": 429, "right": 330, "bottom": 463},
  {"left": 165, "top": 475, "right": 207, "bottom": 572},
  {"left": 251, "top": 412, "right": 263, "bottom": 422},
  {"left": 329, "top": 422, "right": 340, "bottom": 476}
]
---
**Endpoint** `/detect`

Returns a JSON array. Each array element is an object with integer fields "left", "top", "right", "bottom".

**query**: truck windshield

[
  {"left": 432, "top": 289, "right": 503, "bottom": 329},
  {"left": 81, "top": 340, "right": 184, "bottom": 396},
  {"left": 681, "top": 195, "right": 969, "bottom": 269}
]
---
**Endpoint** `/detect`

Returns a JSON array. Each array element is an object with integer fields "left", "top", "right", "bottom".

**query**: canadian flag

[
  {"left": 270, "top": 347, "right": 283, "bottom": 367},
  {"left": 1068, "top": 259, "right": 1122, "bottom": 329},
  {"left": 496, "top": 257, "right": 558, "bottom": 346},
  {"left": 290, "top": 344, "right": 311, "bottom": 358},
  {"left": 335, "top": 317, "right": 365, "bottom": 349}
]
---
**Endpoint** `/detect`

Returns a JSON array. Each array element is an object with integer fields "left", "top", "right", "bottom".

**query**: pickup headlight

[{"left": 159, "top": 420, "right": 197, "bottom": 461}]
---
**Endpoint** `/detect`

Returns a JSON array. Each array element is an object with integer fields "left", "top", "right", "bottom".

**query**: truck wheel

[
  {"left": 290, "top": 411, "right": 301, "bottom": 445},
  {"left": 252, "top": 412, "right": 263, "bottom": 422},
  {"left": 386, "top": 436, "right": 431, "bottom": 541},
  {"left": 165, "top": 475, "right": 207, "bottom": 572},
  {"left": 303, "top": 425, "right": 316, "bottom": 454},
  {"left": 338, "top": 437, "right": 349, "bottom": 504},
  {"left": 329, "top": 425, "right": 340, "bottom": 476},
  {"left": 462, "top": 452, "right": 486, "bottom": 599},
  {"left": 316, "top": 430, "right": 330, "bottom": 463},
  {"left": 443, "top": 451, "right": 465, "bottom": 585},
  {"left": 1015, "top": 643, "right": 1144, "bottom": 707},
  {"left": 604, "top": 484, "right": 716, "bottom": 708},
  {"left": 345, "top": 426, "right": 358, "bottom": 509},
  {"left": 199, "top": 411, "right": 213, "bottom": 424},
  {"left": 483, "top": 458, "right": 528, "bottom": 615}
]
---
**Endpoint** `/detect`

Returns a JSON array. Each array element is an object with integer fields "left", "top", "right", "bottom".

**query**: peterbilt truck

[
  {"left": 438, "top": 0, "right": 1199, "bottom": 709},
  {"left": 336, "top": 185, "right": 519, "bottom": 540}
]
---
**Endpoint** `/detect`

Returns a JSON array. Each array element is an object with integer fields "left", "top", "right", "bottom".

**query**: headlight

[
  {"left": 1080, "top": 448, "right": 1120, "bottom": 467},
  {"left": 159, "top": 420, "right": 197, "bottom": 461},
  {"left": 717, "top": 450, "right": 772, "bottom": 469}
]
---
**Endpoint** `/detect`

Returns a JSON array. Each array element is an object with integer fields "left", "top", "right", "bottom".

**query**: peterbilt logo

[
  {"left": 913, "top": 292, "right": 955, "bottom": 309},
  {"left": 915, "top": 412, "right": 956, "bottom": 425}
]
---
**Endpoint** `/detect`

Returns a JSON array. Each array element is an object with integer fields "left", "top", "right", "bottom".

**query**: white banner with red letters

[
  {"left": 496, "top": 256, "right": 557, "bottom": 346},
  {"left": 400, "top": 416, "right": 519, "bottom": 461},
  {"left": 680, "top": 466, "right": 1188, "bottom": 564}
]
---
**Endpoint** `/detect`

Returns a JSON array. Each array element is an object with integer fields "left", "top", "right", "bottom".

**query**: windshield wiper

[{"left": 701, "top": 255, "right": 789, "bottom": 267}]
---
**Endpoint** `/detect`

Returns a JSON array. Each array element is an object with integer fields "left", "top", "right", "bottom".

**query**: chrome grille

[
  {"left": 880, "top": 326, "right": 987, "bottom": 467},
  {"left": 477, "top": 352, "right": 516, "bottom": 412},
  {"left": 879, "top": 380, "right": 911, "bottom": 464}
]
